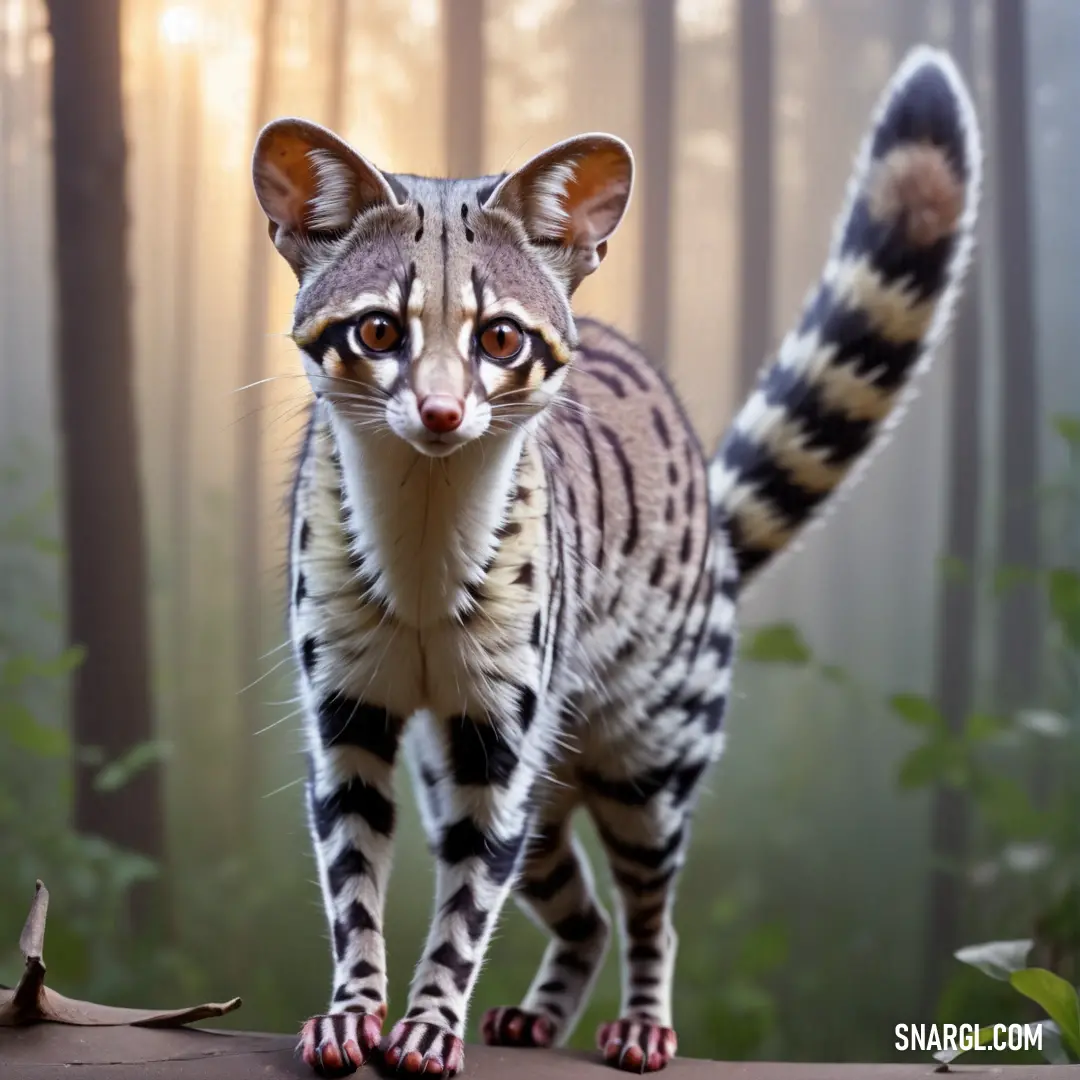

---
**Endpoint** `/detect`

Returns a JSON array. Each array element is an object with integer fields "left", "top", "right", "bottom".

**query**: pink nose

[{"left": 419, "top": 394, "right": 464, "bottom": 434}]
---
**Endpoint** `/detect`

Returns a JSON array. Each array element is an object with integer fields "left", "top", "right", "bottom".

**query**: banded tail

[{"left": 710, "top": 46, "right": 982, "bottom": 586}]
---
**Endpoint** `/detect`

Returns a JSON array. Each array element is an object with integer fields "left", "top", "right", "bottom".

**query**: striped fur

[
  {"left": 251, "top": 47, "right": 981, "bottom": 1078},
  {"left": 710, "top": 47, "right": 982, "bottom": 584}
]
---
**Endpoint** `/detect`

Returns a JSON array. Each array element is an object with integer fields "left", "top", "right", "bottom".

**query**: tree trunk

[
  {"left": 734, "top": 0, "right": 774, "bottom": 398},
  {"left": 991, "top": 0, "right": 1041, "bottom": 710},
  {"left": 443, "top": 0, "right": 484, "bottom": 177},
  {"left": 167, "top": 46, "right": 199, "bottom": 715},
  {"left": 324, "top": 0, "right": 349, "bottom": 135},
  {"left": 46, "top": 0, "right": 162, "bottom": 923},
  {"left": 234, "top": 0, "right": 280, "bottom": 855},
  {"left": 920, "top": 0, "right": 980, "bottom": 1011},
  {"left": 638, "top": 0, "right": 676, "bottom": 367}
]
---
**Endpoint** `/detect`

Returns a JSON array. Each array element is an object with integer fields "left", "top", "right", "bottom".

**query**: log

[{"left": 1, "top": 1022, "right": 1073, "bottom": 1079}]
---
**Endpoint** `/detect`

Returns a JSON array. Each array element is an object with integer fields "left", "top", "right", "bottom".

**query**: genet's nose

[{"left": 419, "top": 394, "right": 464, "bottom": 434}]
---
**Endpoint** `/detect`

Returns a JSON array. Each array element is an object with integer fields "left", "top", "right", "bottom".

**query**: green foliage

[
  {"left": 0, "top": 453, "right": 170, "bottom": 1006},
  {"left": 944, "top": 941, "right": 1080, "bottom": 1063},
  {"left": 740, "top": 623, "right": 812, "bottom": 665},
  {"left": 743, "top": 413, "right": 1080, "bottom": 1060}
]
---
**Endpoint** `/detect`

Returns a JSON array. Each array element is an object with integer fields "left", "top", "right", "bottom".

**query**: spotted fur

[{"left": 251, "top": 47, "right": 981, "bottom": 1077}]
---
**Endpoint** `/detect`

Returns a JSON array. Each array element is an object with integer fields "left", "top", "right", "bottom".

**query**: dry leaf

[{"left": 0, "top": 880, "right": 241, "bottom": 1027}]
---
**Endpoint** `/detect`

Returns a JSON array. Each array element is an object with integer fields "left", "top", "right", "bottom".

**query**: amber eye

[
  {"left": 355, "top": 312, "right": 402, "bottom": 354},
  {"left": 479, "top": 319, "right": 524, "bottom": 362}
]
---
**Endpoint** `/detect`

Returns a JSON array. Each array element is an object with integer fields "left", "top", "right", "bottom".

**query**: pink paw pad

[
  {"left": 298, "top": 1011, "right": 383, "bottom": 1076},
  {"left": 480, "top": 1006, "right": 555, "bottom": 1048},
  {"left": 597, "top": 1018, "right": 678, "bottom": 1073},
  {"left": 381, "top": 1019, "right": 465, "bottom": 1076}
]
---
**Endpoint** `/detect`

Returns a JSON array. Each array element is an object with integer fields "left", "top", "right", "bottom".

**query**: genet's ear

[
  {"left": 484, "top": 133, "right": 634, "bottom": 292},
  {"left": 251, "top": 118, "right": 401, "bottom": 277}
]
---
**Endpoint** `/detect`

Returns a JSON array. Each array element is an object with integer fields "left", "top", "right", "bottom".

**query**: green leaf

[
  {"left": 93, "top": 740, "right": 172, "bottom": 793},
  {"left": 938, "top": 554, "right": 972, "bottom": 583},
  {"left": 1009, "top": 968, "right": 1080, "bottom": 1057},
  {"left": 1052, "top": 413, "right": 1080, "bottom": 449},
  {"left": 994, "top": 564, "right": 1039, "bottom": 596},
  {"left": 890, "top": 694, "right": 944, "bottom": 729},
  {"left": 964, "top": 711, "right": 1008, "bottom": 741},
  {"left": 897, "top": 739, "right": 966, "bottom": 790},
  {"left": 954, "top": 939, "right": 1033, "bottom": 980},
  {"left": 740, "top": 623, "right": 811, "bottom": 665},
  {"left": 0, "top": 703, "right": 70, "bottom": 757},
  {"left": 1048, "top": 569, "right": 1080, "bottom": 649}
]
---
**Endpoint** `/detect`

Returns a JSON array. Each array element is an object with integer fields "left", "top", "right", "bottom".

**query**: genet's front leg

[
  {"left": 383, "top": 694, "right": 545, "bottom": 1076},
  {"left": 300, "top": 692, "right": 403, "bottom": 1077}
]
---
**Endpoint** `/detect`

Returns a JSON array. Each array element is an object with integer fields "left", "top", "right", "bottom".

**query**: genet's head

[{"left": 252, "top": 120, "right": 633, "bottom": 457}]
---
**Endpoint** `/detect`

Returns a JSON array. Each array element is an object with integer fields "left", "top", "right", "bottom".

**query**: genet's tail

[{"left": 709, "top": 46, "right": 982, "bottom": 587}]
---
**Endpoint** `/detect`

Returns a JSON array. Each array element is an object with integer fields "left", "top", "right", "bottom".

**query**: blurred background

[{"left": 1, "top": 0, "right": 1078, "bottom": 1065}]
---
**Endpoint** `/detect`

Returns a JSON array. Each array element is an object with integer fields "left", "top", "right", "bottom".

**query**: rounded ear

[
  {"left": 251, "top": 118, "right": 402, "bottom": 277},
  {"left": 484, "top": 133, "right": 634, "bottom": 291}
]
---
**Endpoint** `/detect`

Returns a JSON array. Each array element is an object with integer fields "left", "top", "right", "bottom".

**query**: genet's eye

[
  {"left": 355, "top": 312, "right": 402, "bottom": 354},
  {"left": 479, "top": 319, "right": 524, "bottom": 362}
]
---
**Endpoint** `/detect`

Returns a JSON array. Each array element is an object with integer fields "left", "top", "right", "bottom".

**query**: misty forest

[{"left": 1, "top": 0, "right": 1079, "bottom": 1066}]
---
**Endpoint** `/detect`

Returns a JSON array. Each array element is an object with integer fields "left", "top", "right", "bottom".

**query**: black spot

[
  {"left": 554, "top": 909, "right": 603, "bottom": 943},
  {"left": 406, "top": 1005, "right": 426, "bottom": 1019},
  {"left": 448, "top": 715, "right": 519, "bottom": 786},
  {"left": 294, "top": 572, "right": 307, "bottom": 606},
  {"left": 580, "top": 765, "right": 672, "bottom": 807},
  {"left": 444, "top": 884, "right": 487, "bottom": 942},
  {"left": 599, "top": 822, "right": 684, "bottom": 871},
  {"left": 521, "top": 854, "right": 577, "bottom": 902},
  {"left": 351, "top": 959, "right": 379, "bottom": 980},
  {"left": 582, "top": 366, "right": 626, "bottom": 398},
  {"left": 664, "top": 496, "right": 675, "bottom": 523},
  {"left": 311, "top": 776, "right": 395, "bottom": 839},
  {"left": 626, "top": 902, "right": 665, "bottom": 938},
  {"left": 667, "top": 461, "right": 678, "bottom": 485},
  {"left": 530, "top": 611, "right": 543, "bottom": 647},
  {"left": 327, "top": 846, "right": 371, "bottom": 894},
  {"left": 628, "top": 993, "right": 659, "bottom": 1009},
  {"left": 628, "top": 943, "right": 663, "bottom": 963},
  {"left": 358, "top": 986, "right": 382, "bottom": 1001},
  {"left": 332, "top": 901, "right": 376, "bottom": 960},
  {"left": 513, "top": 561, "right": 534, "bottom": 587},
  {"left": 461, "top": 203, "right": 475, "bottom": 243},
  {"left": 496, "top": 519, "right": 522, "bottom": 540},
  {"left": 300, "top": 519, "right": 311, "bottom": 551},
  {"left": 649, "top": 555, "right": 666, "bottom": 588},
  {"left": 652, "top": 408, "right": 671, "bottom": 449},
  {"left": 519, "top": 686, "right": 537, "bottom": 731},
  {"left": 430, "top": 940, "right": 474, "bottom": 992},
  {"left": 415, "top": 203, "right": 425, "bottom": 242},
  {"left": 439, "top": 1005, "right": 460, "bottom": 1027},
  {"left": 554, "top": 950, "right": 592, "bottom": 975},
  {"left": 546, "top": 1001, "right": 566, "bottom": 1019},
  {"left": 318, "top": 693, "right": 401, "bottom": 764},
  {"left": 416, "top": 983, "right": 444, "bottom": 999},
  {"left": 537, "top": 979, "right": 567, "bottom": 995},
  {"left": 598, "top": 423, "right": 638, "bottom": 557},
  {"left": 302, "top": 636, "right": 318, "bottom": 675},
  {"left": 580, "top": 345, "right": 651, "bottom": 391},
  {"left": 611, "top": 864, "right": 679, "bottom": 899},
  {"left": 680, "top": 527, "right": 693, "bottom": 563}
]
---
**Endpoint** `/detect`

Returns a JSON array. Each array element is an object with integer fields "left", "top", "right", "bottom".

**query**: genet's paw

[
  {"left": 480, "top": 1006, "right": 555, "bottom": 1048},
  {"left": 299, "top": 1011, "right": 384, "bottom": 1076},
  {"left": 597, "top": 1019, "right": 678, "bottom": 1073},
  {"left": 381, "top": 1020, "right": 465, "bottom": 1075}
]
